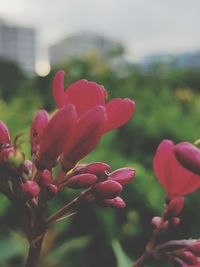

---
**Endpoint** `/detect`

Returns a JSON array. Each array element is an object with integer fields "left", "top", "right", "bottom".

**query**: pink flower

[
  {"left": 52, "top": 71, "right": 135, "bottom": 170},
  {"left": 53, "top": 71, "right": 135, "bottom": 133},
  {"left": 153, "top": 140, "right": 200, "bottom": 197}
]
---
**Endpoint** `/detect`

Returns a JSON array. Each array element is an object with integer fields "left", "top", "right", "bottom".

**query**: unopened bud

[
  {"left": 47, "top": 184, "right": 58, "bottom": 195},
  {"left": 66, "top": 173, "right": 97, "bottom": 189},
  {"left": 21, "top": 160, "right": 32, "bottom": 175},
  {"left": 165, "top": 197, "right": 185, "bottom": 218},
  {"left": 151, "top": 216, "right": 162, "bottom": 227},
  {"left": 175, "top": 142, "right": 200, "bottom": 175},
  {"left": 7, "top": 150, "right": 24, "bottom": 167},
  {"left": 85, "top": 162, "right": 110, "bottom": 176},
  {"left": 0, "top": 121, "right": 11, "bottom": 144},
  {"left": 104, "top": 197, "right": 126, "bottom": 208},
  {"left": 40, "top": 169, "right": 52, "bottom": 186},
  {"left": 93, "top": 180, "right": 122, "bottom": 199},
  {"left": 22, "top": 181, "right": 40, "bottom": 198},
  {"left": 108, "top": 167, "right": 136, "bottom": 185},
  {"left": 179, "top": 251, "right": 198, "bottom": 265},
  {"left": 189, "top": 240, "right": 200, "bottom": 256}
]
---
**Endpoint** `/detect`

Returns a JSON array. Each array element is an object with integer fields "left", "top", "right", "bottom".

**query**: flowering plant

[{"left": 0, "top": 71, "right": 200, "bottom": 267}]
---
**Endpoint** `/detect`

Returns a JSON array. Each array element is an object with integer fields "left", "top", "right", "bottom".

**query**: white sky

[{"left": 0, "top": 0, "right": 200, "bottom": 63}]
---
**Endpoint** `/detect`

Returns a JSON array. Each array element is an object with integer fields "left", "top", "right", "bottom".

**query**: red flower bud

[
  {"left": 0, "top": 121, "right": 11, "bottom": 145},
  {"left": 175, "top": 142, "right": 200, "bottom": 176},
  {"left": 62, "top": 106, "right": 106, "bottom": 170},
  {"left": 189, "top": 241, "right": 200, "bottom": 256},
  {"left": 85, "top": 162, "right": 110, "bottom": 176},
  {"left": 40, "top": 169, "right": 52, "bottom": 186},
  {"left": 22, "top": 181, "right": 40, "bottom": 198},
  {"left": 180, "top": 251, "right": 198, "bottom": 265},
  {"left": 93, "top": 180, "right": 122, "bottom": 199},
  {"left": 66, "top": 173, "right": 97, "bottom": 189},
  {"left": 104, "top": 196, "right": 126, "bottom": 208},
  {"left": 165, "top": 197, "right": 185, "bottom": 218},
  {"left": 30, "top": 110, "right": 49, "bottom": 154},
  {"left": 151, "top": 216, "right": 162, "bottom": 227},
  {"left": 108, "top": 167, "right": 136, "bottom": 185},
  {"left": 38, "top": 104, "right": 77, "bottom": 169},
  {"left": 47, "top": 184, "right": 58, "bottom": 195}
]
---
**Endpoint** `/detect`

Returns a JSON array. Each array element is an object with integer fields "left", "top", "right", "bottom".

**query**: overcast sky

[{"left": 1, "top": 0, "right": 200, "bottom": 64}]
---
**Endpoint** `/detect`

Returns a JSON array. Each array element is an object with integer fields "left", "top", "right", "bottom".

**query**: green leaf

[{"left": 112, "top": 239, "right": 132, "bottom": 267}]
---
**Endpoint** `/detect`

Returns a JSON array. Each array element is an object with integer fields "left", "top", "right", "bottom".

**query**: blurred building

[
  {"left": 49, "top": 32, "right": 123, "bottom": 66},
  {"left": 0, "top": 19, "right": 36, "bottom": 74},
  {"left": 140, "top": 51, "right": 200, "bottom": 70}
]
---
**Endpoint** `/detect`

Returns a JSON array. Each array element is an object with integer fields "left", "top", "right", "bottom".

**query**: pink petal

[
  {"left": 62, "top": 106, "right": 106, "bottom": 170},
  {"left": 104, "top": 98, "right": 135, "bottom": 132},
  {"left": 64, "top": 80, "right": 105, "bottom": 116},
  {"left": 0, "top": 121, "right": 11, "bottom": 144},
  {"left": 52, "top": 71, "right": 65, "bottom": 108},
  {"left": 39, "top": 104, "right": 77, "bottom": 168},
  {"left": 153, "top": 139, "right": 174, "bottom": 191}
]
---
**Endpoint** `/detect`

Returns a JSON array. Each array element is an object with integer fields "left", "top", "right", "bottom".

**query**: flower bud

[
  {"left": 151, "top": 216, "right": 162, "bottom": 227},
  {"left": 66, "top": 174, "right": 97, "bottom": 189},
  {"left": 7, "top": 150, "right": 24, "bottom": 168},
  {"left": 93, "top": 180, "right": 122, "bottom": 199},
  {"left": 47, "top": 184, "right": 58, "bottom": 195},
  {"left": 104, "top": 197, "right": 126, "bottom": 208},
  {"left": 40, "top": 169, "right": 52, "bottom": 186},
  {"left": 21, "top": 160, "right": 32, "bottom": 175},
  {"left": 85, "top": 162, "right": 110, "bottom": 176},
  {"left": 179, "top": 251, "right": 198, "bottom": 265},
  {"left": 175, "top": 142, "right": 200, "bottom": 175},
  {"left": 108, "top": 167, "right": 136, "bottom": 185},
  {"left": 30, "top": 110, "right": 49, "bottom": 155},
  {"left": 189, "top": 240, "right": 200, "bottom": 256},
  {"left": 22, "top": 181, "right": 40, "bottom": 198},
  {"left": 0, "top": 121, "right": 11, "bottom": 144},
  {"left": 165, "top": 197, "right": 185, "bottom": 218}
]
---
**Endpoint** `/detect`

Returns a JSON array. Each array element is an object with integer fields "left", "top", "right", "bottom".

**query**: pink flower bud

[
  {"left": 189, "top": 241, "right": 200, "bottom": 256},
  {"left": 175, "top": 142, "right": 200, "bottom": 175},
  {"left": 0, "top": 121, "right": 11, "bottom": 144},
  {"left": 40, "top": 169, "right": 52, "bottom": 186},
  {"left": 21, "top": 160, "right": 32, "bottom": 175},
  {"left": 108, "top": 167, "right": 136, "bottom": 185},
  {"left": 85, "top": 162, "right": 110, "bottom": 176},
  {"left": 62, "top": 106, "right": 106, "bottom": 171},
  {"left": 22, "top": 181, "right": 40, "bottom": 198},
  {"left": 30, "top": 110, "right": 49, "bottom": 155},
  {"left": 165, "top": 197, "right": 185, "bottom": 218},
  {"left": 66, "top": 174, "right": 97, "bottom": 189},
  {"left": 180, "top": 251, "right": 198, "bottom": 265},
  {"left": 47, "top": 184, "right": 58, "bottom": 195},
  {"left": 104, "top": 197, "right": 126, "bottom": 208},
  {"left": 0, "top": 146, "right": 13, "bottom": 162},
  {"left": 151, "top": 216, "right": 162, "bottom": 227},
  {"left": 172, "top": 217, "right": 181, "bottom": 226},
  {"left": 93, "top": 180, "right": 122, "bottom": 199}
]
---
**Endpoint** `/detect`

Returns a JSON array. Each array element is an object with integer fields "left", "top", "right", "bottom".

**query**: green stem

[{"left": 25, "top": 234, "right": 45, "bottom": 267}]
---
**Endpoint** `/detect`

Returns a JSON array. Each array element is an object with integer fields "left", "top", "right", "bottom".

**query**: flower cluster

[{"left": 0, "top": 71, "right": 135, "bottom": 250}]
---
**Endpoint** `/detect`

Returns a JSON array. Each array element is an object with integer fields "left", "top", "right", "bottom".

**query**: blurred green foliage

[{"left": 0, "top": 55, "right": 200, "bottom": 267}]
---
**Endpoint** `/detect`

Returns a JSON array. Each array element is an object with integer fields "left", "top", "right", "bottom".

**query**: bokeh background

[{"left": 0, "top": 1, "right": 200, "bottom": 266}]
